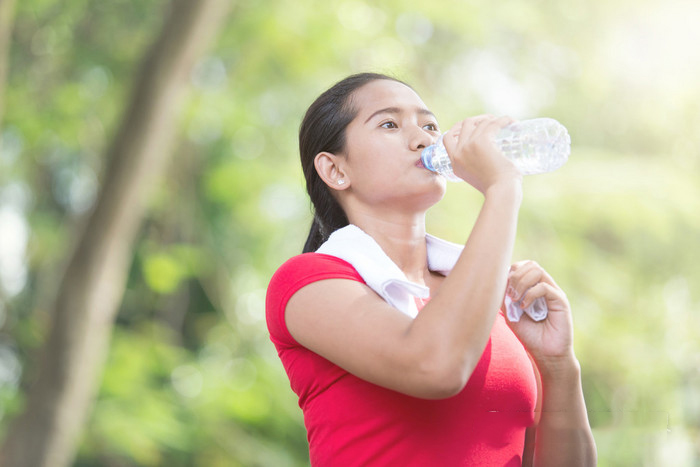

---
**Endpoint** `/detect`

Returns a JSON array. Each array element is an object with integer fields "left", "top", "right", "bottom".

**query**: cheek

[
  {"left": 345, "top": 146, "right": 395, "bottom": 181},
  {"left": 352, "top": 158, "right": 400, "bottom": 189},
  {"left": 346, "top": 163, "right": 396, "bottom": 202},
  {"left": 352, "top": 171, "right": 389, "bottom": 195}
]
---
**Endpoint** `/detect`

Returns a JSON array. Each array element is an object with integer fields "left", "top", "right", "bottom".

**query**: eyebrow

[{"left": 363, "top": 106, "right": 436, "bottom": 124}]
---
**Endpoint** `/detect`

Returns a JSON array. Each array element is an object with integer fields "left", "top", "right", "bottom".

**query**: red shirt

[{"left": 266, "top": 253, "right": 537, "bottom": 466}]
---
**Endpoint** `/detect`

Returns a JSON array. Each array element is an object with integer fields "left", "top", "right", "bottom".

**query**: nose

[{"left": 409, "top": 126, "right": 434, "bottom": 152}]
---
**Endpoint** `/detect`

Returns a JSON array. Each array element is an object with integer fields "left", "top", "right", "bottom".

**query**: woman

[{"left": 266, "top": 72, "right": 596, "bottom": 466}]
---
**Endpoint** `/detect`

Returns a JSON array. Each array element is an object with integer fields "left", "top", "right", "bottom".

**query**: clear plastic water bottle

[{"left": 421, "top": 118, "right": 571, "bottom": 181}]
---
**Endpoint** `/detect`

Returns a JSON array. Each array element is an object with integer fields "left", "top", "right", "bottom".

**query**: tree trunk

[
  {"left": 0, "top": 1, "right": 231, "bottom": 466},
  {"left": 0, "top": 0, "right": 17, "bottom": 128}
]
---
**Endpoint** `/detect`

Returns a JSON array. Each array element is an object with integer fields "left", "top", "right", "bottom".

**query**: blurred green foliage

[{"left": 1, "top": 0, "right": 699, "bottom": 465}]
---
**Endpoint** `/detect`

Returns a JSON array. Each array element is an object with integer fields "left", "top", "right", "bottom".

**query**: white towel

[
  {"left": 316, "top": 224, "right": 547, "bottom": 322},
  {"left": 504, "top": 295, "right": 548, "bottom": 323}
]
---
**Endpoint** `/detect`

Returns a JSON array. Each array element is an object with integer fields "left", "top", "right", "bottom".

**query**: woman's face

[{"left": 338, "top": 79, "right": 446, "bottom": 212}]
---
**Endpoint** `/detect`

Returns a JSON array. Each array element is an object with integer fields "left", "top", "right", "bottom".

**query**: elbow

[
  {"left": 429, "top": 376, "right": 469, "bottom": 400},
  {"left": 400, "top": 329, "right": 483, "bottom": 399},
  {"left": 413, "top": 354, "right": 476, "bottom": 399}
]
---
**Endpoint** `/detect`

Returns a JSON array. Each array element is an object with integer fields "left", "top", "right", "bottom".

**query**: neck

[{"left": 348, "top": 208, "right": 430, "bottom": 285}]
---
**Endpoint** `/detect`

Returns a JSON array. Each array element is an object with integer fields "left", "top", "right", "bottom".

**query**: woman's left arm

[{"left": 506, "top": 261, "right": 597, "bottom": 467}]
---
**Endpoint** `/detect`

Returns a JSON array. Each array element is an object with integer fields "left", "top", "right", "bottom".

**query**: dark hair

[{"left": 300, "top": 72, "right": 409, "bottom": 252}]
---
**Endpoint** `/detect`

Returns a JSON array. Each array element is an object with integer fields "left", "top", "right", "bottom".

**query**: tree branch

[
  {"left": 0, "top": 0, "right": 17, "bottom": 128},
  {"left": 0, "top": 1, "right": 232, "bottom": 466}
]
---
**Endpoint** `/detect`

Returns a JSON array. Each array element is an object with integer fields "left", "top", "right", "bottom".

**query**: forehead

[{"left": 351, "top": 80, "right": 426, "bottom": 116}]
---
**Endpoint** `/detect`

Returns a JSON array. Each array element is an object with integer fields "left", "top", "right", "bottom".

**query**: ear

[{"left": 314, "top": 152, "right": 350, "bottom": 191}]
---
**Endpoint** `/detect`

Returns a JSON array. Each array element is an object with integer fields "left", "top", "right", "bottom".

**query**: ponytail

[{"left": 302, "top": 194, "right": 349, "bottom": 253}]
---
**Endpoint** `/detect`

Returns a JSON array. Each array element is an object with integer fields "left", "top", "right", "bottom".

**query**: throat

[{"left": 406, "top": 269, "right": 444, "bottom": 295}]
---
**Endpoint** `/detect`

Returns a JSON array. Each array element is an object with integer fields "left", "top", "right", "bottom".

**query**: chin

[
  {"left": 414, "top": 178, "right": 446, "bottom": 209},
  {"left": 429, "top": 175, "right": 448, "bottom": 195}
]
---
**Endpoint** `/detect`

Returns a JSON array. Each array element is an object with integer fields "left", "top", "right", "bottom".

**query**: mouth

[{"left": 416, "top": 159, "right": 426, "bottom": 169}]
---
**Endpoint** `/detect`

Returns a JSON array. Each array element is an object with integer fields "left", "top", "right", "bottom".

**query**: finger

[
  {"left": 520, "top": 282, "right": 568, "bottom": 311},
  {"left": 443, "top": 120, "right": 471, "bottom": 153},
  {"left": 457, "top": 114, "right": 494, "bottom": 138},
  {"left": 509, "top": 260, "right": 554, "bottom": 286},
  {"left": 539, "top": 268, "right": 559, "bottom": 288},
  {"left": 444, "top": 115, "right": 494, "bottom": 156},
  {"left": 521, "top": 265, "right": 558, "bottom": 290},
  {"left": 465, "top": 114, "right": 496, "bottom": 126},
  {"left": 515, "top": 267, "right": 544, "bottom": 298},
  {"left": 518, "top": 282, "right": 550, "bottom": 309},
  {"left": 508, "top": 261, "right": 562, "bottom": 302},
  {"left": 509, "top": 259, "right": 534, "bottom": 273},
  {"left": 470, "top": 115, "right": 514, "bottom": 140},
  {"left": 497, "top": 115, "right": 516, "bottom": 127},
  {"left": 442, "top": 124, "right": 461, "bottom": 157},
  {"left": 507, "top": 261, "right": 544, "bottom": 300},
  {"left": 460, "top": 114, "right": 497, "bottom": 138}
]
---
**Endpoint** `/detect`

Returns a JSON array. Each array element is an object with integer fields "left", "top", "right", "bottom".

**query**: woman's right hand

[{"left": 441, "top": 115, "right": 522, "bottom": 194}]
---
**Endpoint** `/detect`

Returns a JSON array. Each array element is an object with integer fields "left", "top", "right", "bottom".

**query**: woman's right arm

[{"left": 286, "top": 116, "right": 523, "bottom": 399}]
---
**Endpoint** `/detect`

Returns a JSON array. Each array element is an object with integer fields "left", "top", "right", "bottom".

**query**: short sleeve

[{"left": 265, "top": 253, "right": 365, "bottom": 347}]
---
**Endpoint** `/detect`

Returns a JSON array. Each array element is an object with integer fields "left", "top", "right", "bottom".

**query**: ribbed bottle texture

[{"left": 421, "top": 118, "right": 571, "bottom": 181}]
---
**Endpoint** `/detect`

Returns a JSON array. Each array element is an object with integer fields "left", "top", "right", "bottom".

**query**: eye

[
  {"left": 423, "top": 122, "right": 439, "bottom": 132},
  {"left": 380, "top": 121, "right": 398, "bottom": 129}
]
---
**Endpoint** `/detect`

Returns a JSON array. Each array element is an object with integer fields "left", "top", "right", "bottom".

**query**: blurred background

[{"left": 0, "top": 0, "right": 699, "bottom": 465}]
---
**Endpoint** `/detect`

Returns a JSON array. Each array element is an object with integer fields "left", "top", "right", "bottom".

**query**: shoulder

[
  {"left": 266, "top": 253, "right": 365, "bottom": 345},
  {"left": 269, "top": 253, "right": 364, "bottom": 289}
]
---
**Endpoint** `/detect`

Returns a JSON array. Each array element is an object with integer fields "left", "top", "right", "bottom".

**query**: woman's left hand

[{"left": 504, "top": 260, "right": 575, "bottom": 366}]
